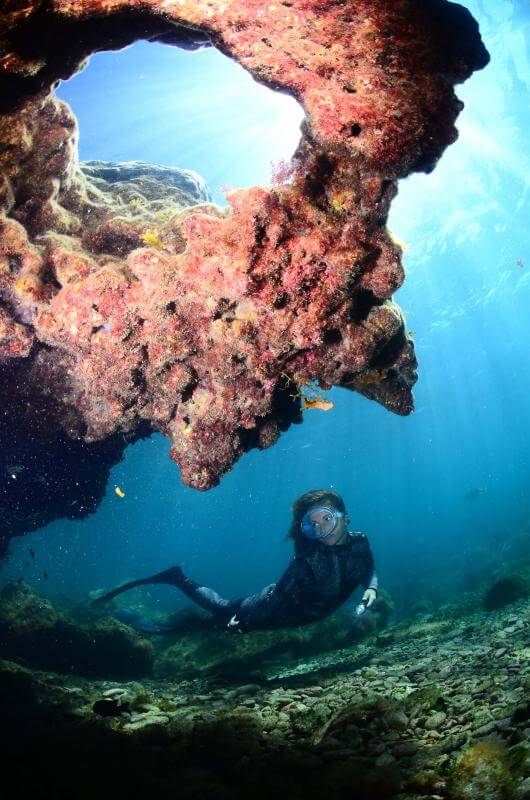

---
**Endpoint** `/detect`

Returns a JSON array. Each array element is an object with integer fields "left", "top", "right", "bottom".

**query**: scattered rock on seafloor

[
  {"left": 385, "top": 709, "right": 409, "bottom": 731},
  {"left": 289, "top": 701, "right": 331, "bottom": 737},
  {"left": 424, "top": 711, "right": 448, "bottom": 731},
  {"left": 123, "top": 711, "right": 171, "bottom": 731},
  {"left": 0, "top": 595, "right": 529, "bottom": 799}
]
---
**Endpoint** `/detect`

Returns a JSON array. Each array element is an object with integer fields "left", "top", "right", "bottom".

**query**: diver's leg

[
  {"left": 91, "top": 566, "right": 188, "bottom": 605},
  {"left": 177, "top": 573, "right": 238, "bottom": 617},
  {"left": 92, "top": 566, "right": 237, "bottom": 619}
]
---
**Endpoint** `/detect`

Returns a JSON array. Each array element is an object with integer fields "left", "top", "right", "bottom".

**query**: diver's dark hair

[{"left": 286, "top": 489, "right": 346, "bottom": 548}]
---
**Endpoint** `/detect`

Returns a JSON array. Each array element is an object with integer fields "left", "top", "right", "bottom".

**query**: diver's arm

[
  {"left": 360, "top": 537, "right": 378, "bottom": 609},
  {"left": 365, "top": 570, "right": 378, "bottom": 593}
]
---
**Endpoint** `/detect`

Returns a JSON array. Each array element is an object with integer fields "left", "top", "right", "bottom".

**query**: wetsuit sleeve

[
  {"left": 365, "top": 570, "right": 379, "bottom": 592},
  {"left": 360, "top": 536, "right": 378, "bottom": 592}
]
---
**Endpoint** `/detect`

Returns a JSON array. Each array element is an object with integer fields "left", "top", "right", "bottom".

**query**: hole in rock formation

[
  {"left": 56, "top": 41, "right": 305, "bottom": 206},
  {"left": 0, "top": 0, "right": 489, "bottom": 552}
]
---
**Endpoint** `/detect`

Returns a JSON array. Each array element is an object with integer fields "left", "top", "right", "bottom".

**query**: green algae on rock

[
  {"left": 449, "top": 740, "right": 516, "bottom": 800},
  {"left": 0, "top": 581, "right": 153, "bottom": 677}
]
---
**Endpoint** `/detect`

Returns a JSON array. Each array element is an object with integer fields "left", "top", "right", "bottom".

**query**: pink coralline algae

[{"left": 0, "top": 1, "right": 488, "bottom": 503}]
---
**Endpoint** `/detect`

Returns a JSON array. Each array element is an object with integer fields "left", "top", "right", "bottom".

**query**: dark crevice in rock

[
  {"left": 322, "top": 328, "right": 342, "bottom": 345},
  {"left": 350, "top": 289, "right": 381, "bottom": 323}
]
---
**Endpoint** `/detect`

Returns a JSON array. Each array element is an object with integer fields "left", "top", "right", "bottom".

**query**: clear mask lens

[{"left": 300, "top": 506, "right": 342, "bottom": 540}]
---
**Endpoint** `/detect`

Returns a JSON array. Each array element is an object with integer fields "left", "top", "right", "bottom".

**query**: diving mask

[{"left": 300, "top": 506, "right": 345, "bottom": 540}]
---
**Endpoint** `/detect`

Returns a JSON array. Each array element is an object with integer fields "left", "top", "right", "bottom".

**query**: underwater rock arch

[{"left": 0, "top": 0, "right": 488, "bottom": 551}]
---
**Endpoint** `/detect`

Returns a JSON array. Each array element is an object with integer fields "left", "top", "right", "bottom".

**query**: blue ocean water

[{"left": 3, "top": 0, "right": 529, "bottom": 619}]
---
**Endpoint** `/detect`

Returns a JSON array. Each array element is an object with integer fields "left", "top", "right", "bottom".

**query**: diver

[{"left": 92, "top": 489, "right": 378, "bottom": 634}]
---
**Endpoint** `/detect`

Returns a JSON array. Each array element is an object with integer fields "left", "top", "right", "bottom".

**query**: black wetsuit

[{"left": 94, "top": 532, "right": 378, "bottom": 633}]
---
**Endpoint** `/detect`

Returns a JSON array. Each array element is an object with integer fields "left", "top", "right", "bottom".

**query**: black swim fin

[{"left": 91, "top": 566, "right": 186, "bottom": 605}]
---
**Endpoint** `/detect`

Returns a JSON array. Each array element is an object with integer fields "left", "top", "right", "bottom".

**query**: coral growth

[{"left": 0, "top": 0, "right": 488, "bottom": 542}]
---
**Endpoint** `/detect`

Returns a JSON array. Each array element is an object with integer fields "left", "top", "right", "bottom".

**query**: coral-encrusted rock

[
  {"left": 0, "top": 0, "right": 489, "bottom": 534},
  {"left": 0, "top": 582, "right": 153, "bottom": 677},
  {"left": 0, "top": 306, "right": 33, "bottom": 358}
]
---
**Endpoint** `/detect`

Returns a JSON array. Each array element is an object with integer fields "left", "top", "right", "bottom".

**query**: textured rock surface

[
  {"left": 0, "top": 0, "right": 489, "bottom": 541},
  {"left": 80, "top": 160, "right": 212, "bottom": 205},
  {"left": 0, "top": 581, "right": 153, "bottom": 676},
  {"left": 0, "top": 159, "right": 203, "bottom": 555}
]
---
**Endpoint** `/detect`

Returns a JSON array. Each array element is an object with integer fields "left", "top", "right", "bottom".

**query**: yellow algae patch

[
  {"left": 181, "top": 420, "right": 193, "bottom": 436},
  {"left": 13, "top": 273, "right": 42, "bottom": 298},
  {"left": 231, "top": 319, "right": 243, "bottom": 336},
  {"left": 284, "top": 375, "right": 334, "bottom": 412},
  {"left": 141, "top": 229, "right": 163, "bottom": 249},
  {"left": 234, "top": 299, "right": 256, "bottom": 322},
  {"left": 331, "top": 190, "right": 350, "bottom": 213}
]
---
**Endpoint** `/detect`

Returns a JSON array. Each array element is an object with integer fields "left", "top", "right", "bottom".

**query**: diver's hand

[
  {"left": 227, "top": 614, "right": 243, "bottom": 634},
  {"left": 362, "top": 589, "right": 377, "bottom": 608}
]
